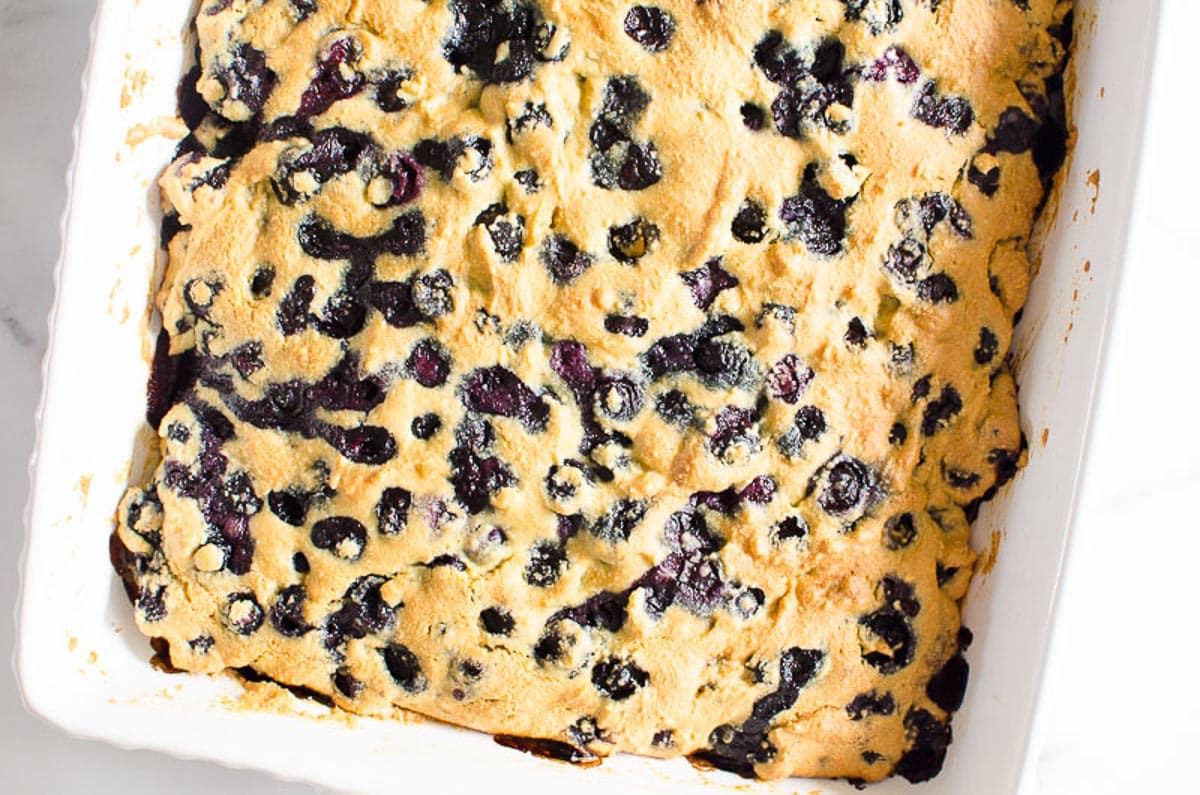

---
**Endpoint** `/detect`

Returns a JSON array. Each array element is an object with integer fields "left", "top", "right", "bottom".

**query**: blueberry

[
  {"left": 607, "top": 216, "right": 659, "bottom": 263},
  {"left": 333, "top": 669, "right": 364, "bottom": 698},
  {"left": 654, "top": 389, "right": 694, "bottom": 427},
  {"left": 461, "top": 366, "right": 550, "bottom": 431},
  {"left": 818, "top": 456, "right": 875, "bottom": 516},
  {"left": 591, "top": 657, "right": 649, "bottom": 700},
  {"left": 268, "top": 491, "right": 307, "bottom": 526},
  {"left": 740, "top": 103, "right": 766, "bottom": 131},
  {"left": 680, "top": 258, "right": 739, "bottom": 310},
  {"left": 308, "top": 356, "right": 387, "bottom": 412},
  {"left": 310, "top": 517, "right": 368, "bottom": 561},
  {"left": 844, "top": 317, "right": 870, "bottom": 348},
  {"left": 732, "top": 200, "right": 768, "bottom": 243},
  {"left": 448, "top": 446, "right": 515, "bottom": 514},
  {"left": 921, "top": 386, "right": 963, "bottom": 436},
  {"left": 595, "top": 375, "right": 644, "bottom": 421},
  {"left": 753, "top": 31, "right": 805, "bottom": 86},
  {"left": 604, "top": 314, "right": 649, "bottom": 337},
  {"left": 846, "top": 691, "right": 896, "bottom": 720},
  {"left": 376, "top": 487, "right": 412, "bottom": 535},
  {"left": 618, "top": 142, "right": 663, "bottom": 190},
  {"left": 323, "top": 575, "right": 395, "bottom": 648},
  {"left": 592, "top": 499, "right": 647, "bottom": 543},
  {"left": 541, "top": 235, "right": 594, "bottom": 284},
  {"left": 218, "top": 45, "right": 277, "bottom": 116},
  {"left": 740, "top": 475, "right": 776, "bottom": 504},
  {"left": 373, "top": 69, "right": 412, "bottom": 112},
  {"left": 860, "top": 45, "right": 919, "bottom": 83},
  {"left": 412, "top": 269, "right": 454, "bottom": 320},
  {"left": 623, "top": 6, "right": 675, "bottom": 52},
  {"left": 298, "top": 38, "right": 364, "bottom": 118},
  {"left": 731, "top": 587, "right": 765, "bottom": 618},
  {"left": 780, "top": 165, "right": 851, "bottom": 256},
  {"left": 381, "top": 644, "right": 427, "bottom": 693},
  {"left": 474, "top": 203, "right": 526, "bottom": 262},
  {"left": 884, "top": 237, "right": 926, "bottom": 284},
  {"left": 773, "top": 515, "right": 808, "bottom": 542},
  {"left": 859, "top": 607, "right": 914, "bottom": 673},
  {"left": 372, "top": 152, "right": 423, "bottom": 208},
  {"left": 369, "top": 280, "right": 420, "bottom": 328},
  {"left": 321, "top": 424, "right": 397, "bottom": 465},
  {"left": 406, "top": 339, "right": 452, "bottom": 388},
  {"left": 277, "top": 275, "right": 315, "bottom": 336},
  {"left": 709, "top": 405, "right": 759, "bottom": 459},
  {"left": 411, "top": 413, "right": 443, "bottom": 440},
  {"left": 694, "top": 338, "right": 757, "bottom": 390},
  {"left": 926, "top": 654, "right": 969, "bottom": 712},
  {"left": 442, "top": 0, "right": 558, "bottom": 84},
  {"left": 270, "top": 585, "right": 313, "bottom": 637},
  {"left": 525, "top": 541, "right": 567, "bottom": 587},
  {"left": 480, "top": 606, "right": 515, "bottom": 635},
  {"left": 889, "top": 422, "right": 908, "bottom": 446},
  {"left": 969, "top": 157, "right": 1001, "bottom": 197},
  {"left": 975, "top": 327, "right": 999, "bottom": 365},
  {"left": 766, "top": 354, "right": 813, "bottom": 404},
  {"left": 136, "top": 585, "right": 168, "bottom": 622},
  {"left": 514, "top": 168, "right": 540, "bottom": 192},
  {"left": 224, "top": 592, "right": 264, "bottom": 635},
  {"left": 652, "top": 730, "right": 675, "bottom": 748},
  {"left": 292, "top": 552, "right": 310, "bottom": 573},
  {"left": 992, "top": 106, "right": 1038, "bottom": 154},
  {"left": 884, "top": 512, "right": 917, "bottom": 549},
  {"left": 545, "top": 460, "right": 589, "bottom": 501},
  {"left": 913, "top": 81, "right": 975, "bottom": 134},
  {"left": 510, "top": 101, "right": 554, "bottom": 133},
  {"left": 895, "top": 709, "right": 952, "bottom": 783}
]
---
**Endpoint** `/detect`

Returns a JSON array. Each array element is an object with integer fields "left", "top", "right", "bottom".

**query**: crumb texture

[{"left": 113, "top": 0, "right": 1072, "bottom": 783}]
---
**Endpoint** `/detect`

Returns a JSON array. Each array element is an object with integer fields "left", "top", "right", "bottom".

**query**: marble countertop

[{"left": 2, "top": 1, "right": 1195, "bottom": 792}]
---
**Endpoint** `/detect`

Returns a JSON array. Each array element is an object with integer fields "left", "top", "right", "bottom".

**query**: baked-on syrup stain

[{"left": 493, "top": 734, "right": 602, "bottom": 767}]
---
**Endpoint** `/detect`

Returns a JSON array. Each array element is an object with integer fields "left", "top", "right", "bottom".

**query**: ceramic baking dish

[{"left": 16, "top": 1, "right": 1160, "bottom": 792}]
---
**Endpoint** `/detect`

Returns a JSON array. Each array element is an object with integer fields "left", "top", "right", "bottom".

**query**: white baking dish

[{"left": 17, "top": 1, "right": 1161, "bottom": 792}]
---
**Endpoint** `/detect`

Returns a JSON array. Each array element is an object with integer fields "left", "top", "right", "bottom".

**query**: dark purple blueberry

[
  {"left": 313, "top": 291, "right": 367, "bottom": 339},
  {"left": 374, "top": 210, "right": 427, "bottom": 258},
  {"left": 895, "top": 709, "right": 952, "bottom": 783},
  {"left": 694, "top": 338, "right": 758, "bottom": 390},
  {"left": 308, "top": 356, "right": 387, "bottom": 412},
  {"left": 323, "top": 575, "right": 395, "bottom": 648},
  {"left": 818, "top": 456, "right": 875, "bottom": 516},
  {"left": 927, "top": 654, "right": 969, "bottom": 712},
  {"left": 740, "top": 475, "right": 776, "bottom": 504},
  {"left": 921, "top": 385, "right": 963, "bottom": 436},
  {"left": 373, "top": 69, "right": 412, "bottom": 112},
  {"left": 227, "top": 342, "right": 264, "bottom": 378},
  {"left": 270, "top": 585, "right": 313, "bottom": 637},
  {"left": 381, "top": 643, "right": 427, "bottom": 693},
  {"left": 912, "top": 375, "right": 932, "bottom": 402},
  {"left": 773, "top": 515, "right": 808, "bottom": 543},
  {"left": 591, "top": 657, "right": 648, "bottom": 701},
  {"left": 297, "top": 216, "right": 360, "bottom": 261},
  {"left": 189, "top": 635, "right": 214, "bottom": 653},
  {"left": 455, "top": 415, "right": 495, "bottom": 451},
  {"left": 514, "top": 168, "right": 540, "bottom": 192},
  {"left": 413, "top": 137, "right": 464, "bottom": 181},
  {"left": 473, "top": 203, "right": 526, "bottom": 262},
  {"left": 859, "top": 607, "right": 914, "bottom": 673},
  {"left": 298, "top": 37, "right": 365, "bottom": 117},
  {"left": 406, "top": 339, "right": 452, "bottom": 388},
  {"left": 992, "top": 106, "right": 1038, "bottom": 153},
  {"left": 780, "top": 166, "right": 851, "bottom": 256},
  {"left": 792, "top": 405, "right": 827, "bottom": 443},
  {"left": 541, "top": 235, "right": 594, "bottom": 284},
  {"left": 753, "top": 31, "right": 805, "bottom": 86},
  {"left": 642, "top": 334, "right": 695, "bottom": 379},
  {"left": 323, "top": 424, "right": 397, "bottom": 465},
  {"left": 619, "top": 143, "right": 663, "bottom": 190},
  {"left": 410, "top": 269, "right": 454, "bottom": 319},
  {"left": 765, "top": 354, "right": 813, "bottom": 404},
  {"left": 884, "top": 237, "right": 926, "bottom": 284},
  {"left": 595, "top": 375, "right": 644, "bottom": 421},
  {"left": 623, "top": 6, "right": 675, "bottom": 52},
  {"left": 975, "top": 327, "right": 999, "bottom": 365},
  {"left": 889, "top": 422, "right": 908, "bottom": 446},
  {"left": 549, "top": 341, "right": 597, "bottom": 393},
  {"left": 525, "top": 541, "right": 567, "bottom": 587},
  {"left": 689, "top": 488, "right": 741, "bottom": 517},
  {"left": 292, "top": 552, "right": 310, "bottom": 573},
  {"left": 545, "top": 461, "right": 589, "bottom": 501},
  {"left": 136, "top": 585, "right": 167, "bottom": 622},
  {"left": 860, "top": 45, "right": 919, "bottom": 83},
  {"left": 604, "top": 314, "right": 649, "bottom": 337},
  {"left": 553, "top": 590, "right": 631, "bottom": 634},
  {"left": 608, "top": 216, "right": 659, "bottom": 263},
  {"left": 652, "top": 730, "right": 674, "bottom": 748},
  {"left": 448, "top": 446, "right": 515, "bottom": 514},
  {"left": 268, "top": 491, "right": 307, "bottom": 526},
  {"left": 913, "top": 81, "right": 975, "bottom": 134},
  {"left": 592, "top": 499, "right": 647, "bottom": 543},
  {"left": 277, "top": 275, "right": 315, "bottom": 335},
  {"left": 310, "top": 516, "right": 368, "bottom": 560},
  {"left": 510, "top": 101, "right": 553, "bottom": 133},
  {"left": 376, "top": 487, "right": 412, "bottom": 535},
  {"left": 945, "top": 467, "right": 981, "bottom": 489},
  {"left": 411, "top": 413, "right": 443, "bottom": 440},
  {"left": 710, "top": 405, "right": 759, "bottom": 459},
  {"left": 654, "top": 389, "right": 694, "bottom": 427},
  {"left": 461, "top": 366, "right": 550, "bottom": 431},
  {"left": 225, "top": 592, "right": 264, "bottom": 635},
  {"left": 218, "top": 45, "right": 277, "bottom": 116},
  {"left": 732, "top": 200, "right": 768, "bottom": 243},
  {"left": 740, "top": 103, "right": 765, "bottom": 131},
  {"left": 845, "top": 316, "right": 870, "bottom": 348},
  {"left": 480, "top": 606, "right": 515, "bottom": 635},
  {"left": 884, "top": 512, "right": 917, "bottom": 549},
  {"left": 846, "top": 691, "right": 896, "bottom": 720},
  {"left": 333, "top": 669, "right": 364, "bottom": 698},
  {"left": 442, "top": 0, "right": 558, "bottom": 84},
  {"left": 969, "top": 156, "right": 1002, "bottom": 197},
  {"left": 372, "top": 152, "right": 423, "bottom": 208},
  {"left": 368, "top": 280, "right": 420, "bottom": 328},
  {"left": 681, "top": 258, "right": 739, "bottom": 310}
]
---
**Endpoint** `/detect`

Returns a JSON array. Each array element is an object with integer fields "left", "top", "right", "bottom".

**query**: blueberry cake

[{"left": 111, "top": 0, "right": 1073, "bottom": 783}]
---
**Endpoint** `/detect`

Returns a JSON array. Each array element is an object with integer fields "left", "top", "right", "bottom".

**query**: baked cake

[{"left": 112, "top": 0, "right": 1073, "bottom": 783}]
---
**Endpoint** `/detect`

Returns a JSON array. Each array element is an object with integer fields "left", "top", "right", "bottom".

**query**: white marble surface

[{"left": 1, "top": 1, "right": 1196, "bottom": 792}]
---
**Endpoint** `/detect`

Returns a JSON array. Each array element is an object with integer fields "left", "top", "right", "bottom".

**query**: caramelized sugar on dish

[{"left": 112, "top": 0, "right": 1073, "bottom": 783}]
